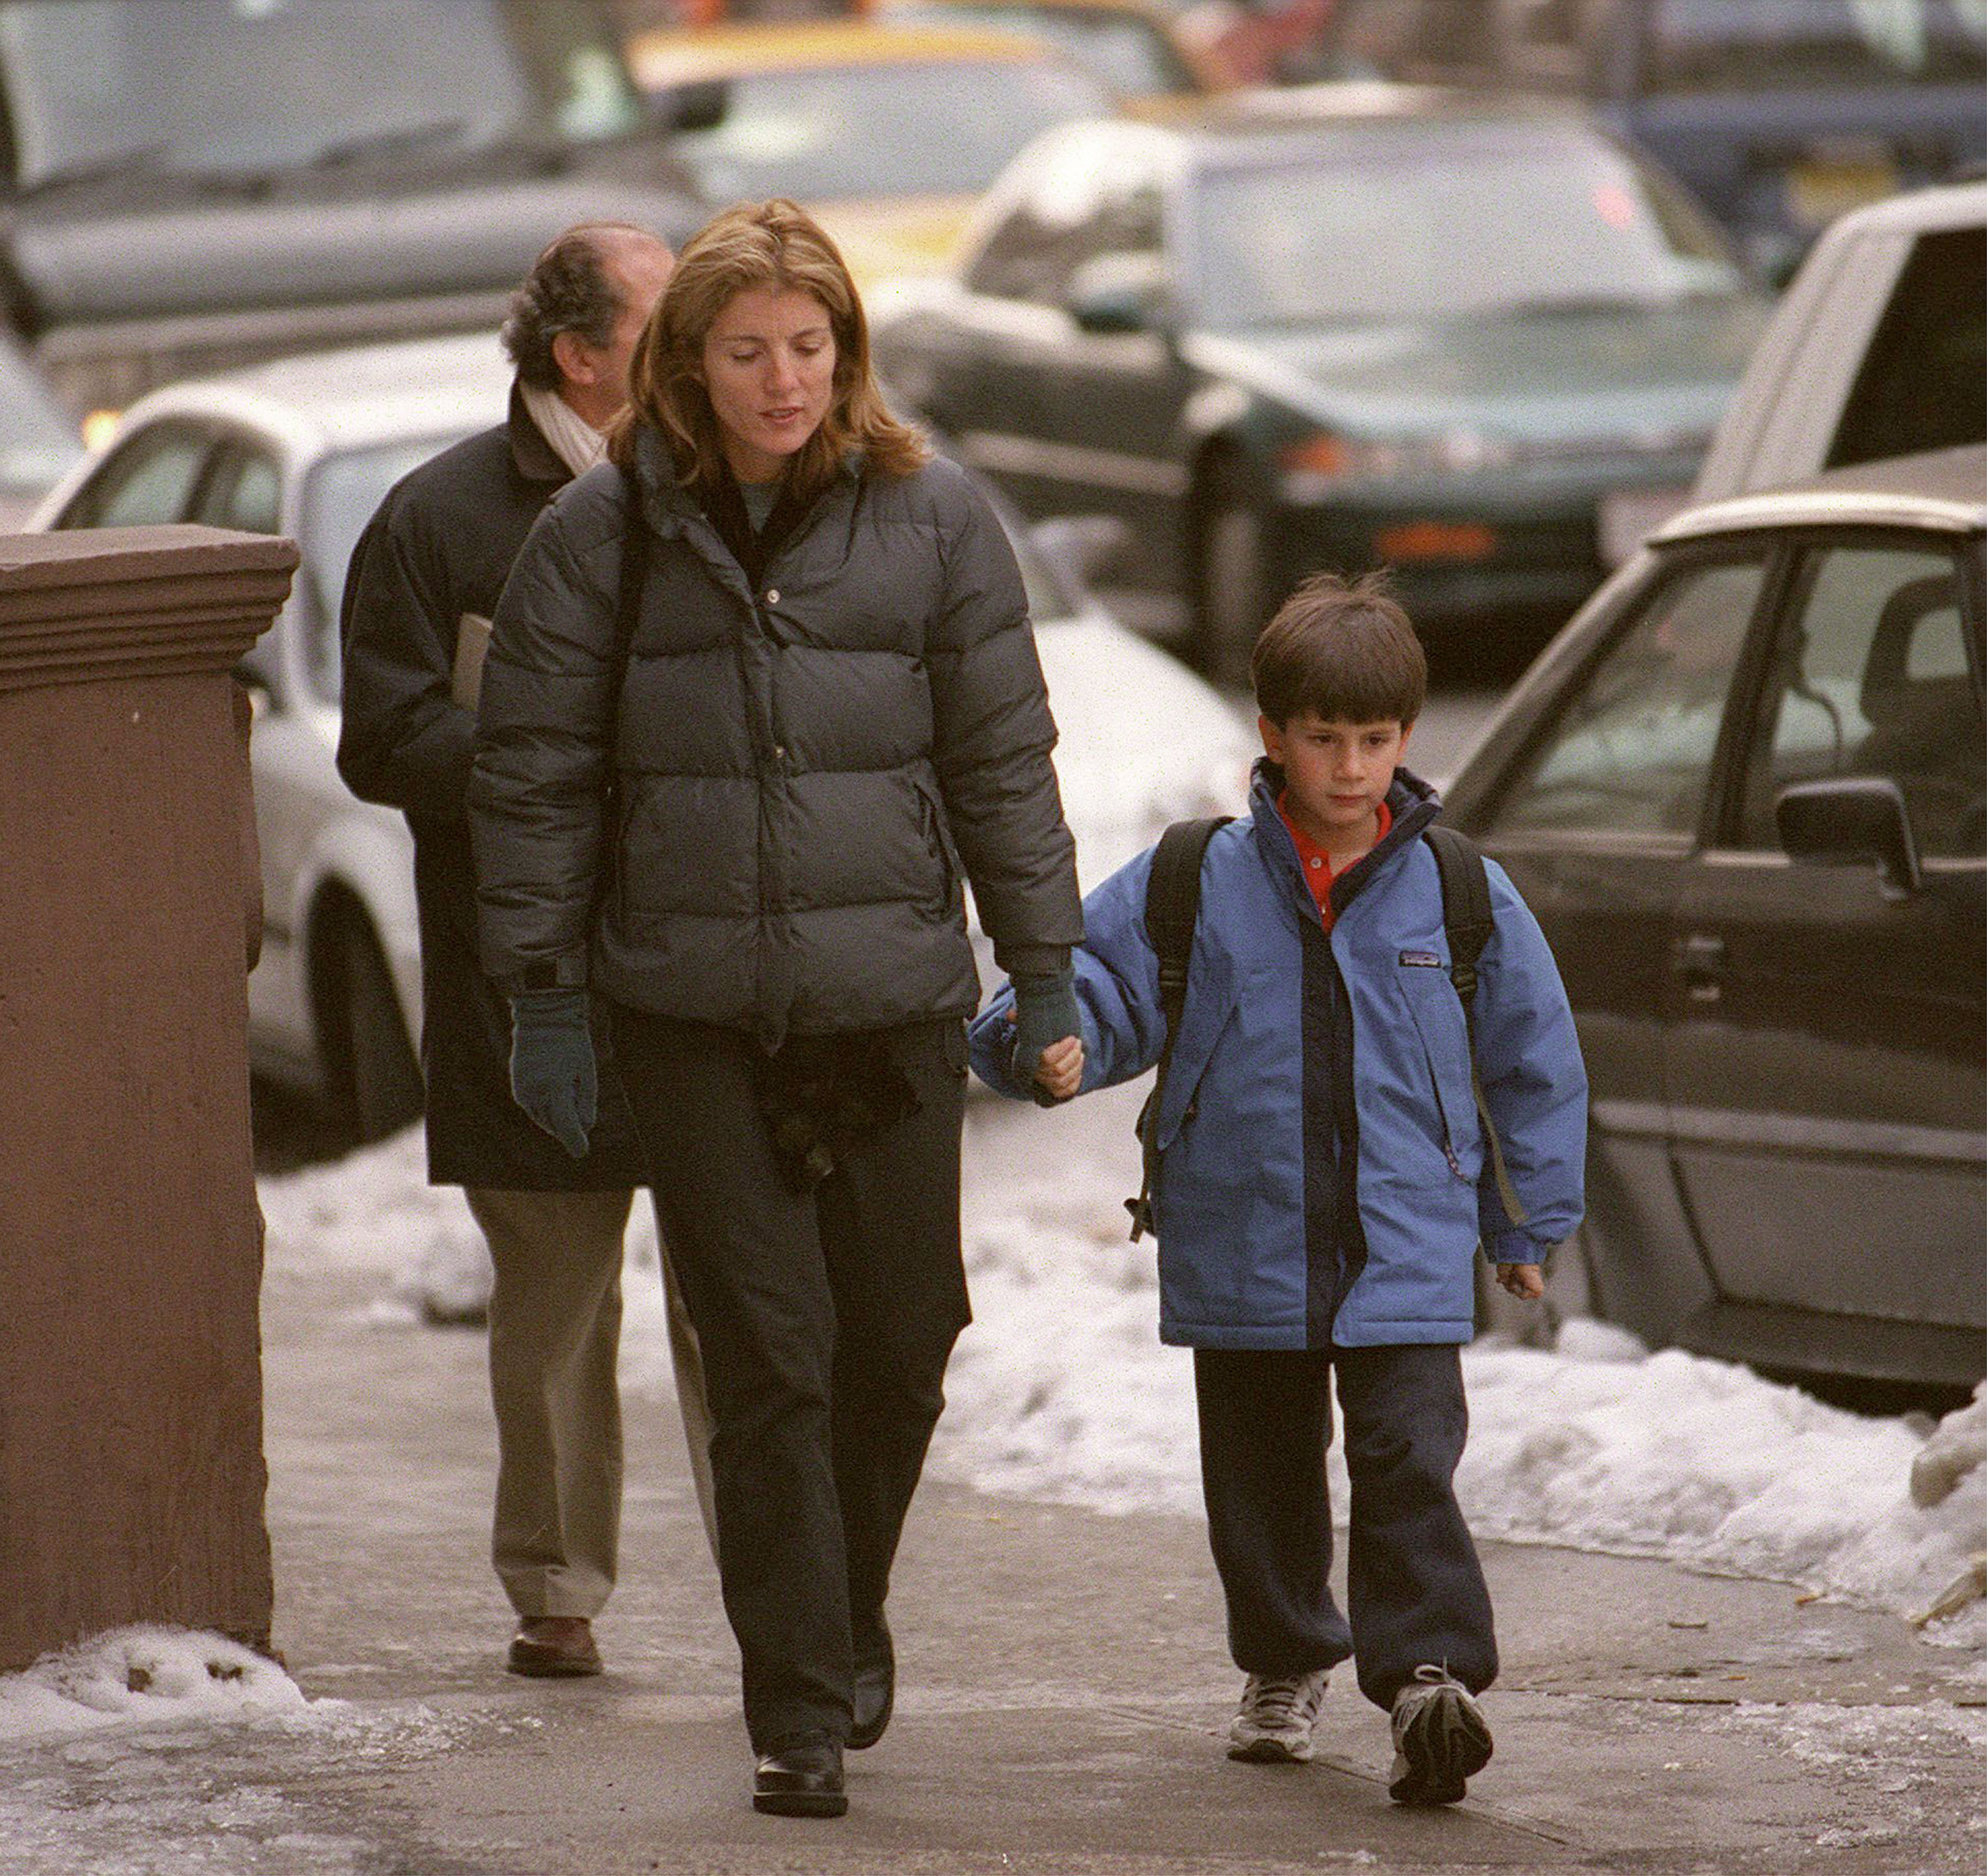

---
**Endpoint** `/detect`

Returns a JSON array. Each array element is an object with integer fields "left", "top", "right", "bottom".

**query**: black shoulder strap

[
  {"left": 1423, "top": 823, "right": 1494, "bottom": 1018},
  {"left": 614, "top": 469, "right": 648, "bottom": 677},
  {"left": 1423, "top": 824, "right": 1527, "bottom": 1229},
  {"left": 1126, "top": 815, "right": 1231, "bottom": 1241}
]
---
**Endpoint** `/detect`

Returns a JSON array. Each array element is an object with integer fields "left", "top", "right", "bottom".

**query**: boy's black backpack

[{"left": 1124, "top": 817, "right": 1526, "bottom": 1241}]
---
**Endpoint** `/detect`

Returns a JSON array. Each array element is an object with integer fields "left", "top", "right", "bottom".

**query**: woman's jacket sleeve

[
  {"left": 923, "top": 471, "right": 1084, "bottom": 978},
  {"left": 467, "top": 483, "right": 622, "bottom": 991}
]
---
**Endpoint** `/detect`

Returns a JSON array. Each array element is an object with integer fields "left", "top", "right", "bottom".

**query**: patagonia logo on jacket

[{"left": 1399, "top": 949, "right": 1443, "bottom": 968}]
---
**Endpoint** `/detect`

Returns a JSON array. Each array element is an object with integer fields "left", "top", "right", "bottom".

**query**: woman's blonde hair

[{"left": 609, "top": 199, "right": 929, "bottom": 495}]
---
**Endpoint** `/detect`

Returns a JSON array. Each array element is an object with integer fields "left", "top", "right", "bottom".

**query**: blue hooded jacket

[{"left": 969, "top": 764, "right": 1587, "bottom": 1349}]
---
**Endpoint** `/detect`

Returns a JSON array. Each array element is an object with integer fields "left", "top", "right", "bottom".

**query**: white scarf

[{"left": 520, "top": 381, "right": 607, "bottom": 479}]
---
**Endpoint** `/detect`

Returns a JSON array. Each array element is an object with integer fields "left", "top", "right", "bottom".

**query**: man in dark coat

[{"left": 337, "top": 223, "right": 713, "bottom": 1680}]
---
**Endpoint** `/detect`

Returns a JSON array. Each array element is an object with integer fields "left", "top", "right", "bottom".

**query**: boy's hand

[
  {"left": 1034, "top": 1035, "right": 1084, "bottom": 1102},
  {"left": 1495, "top": 1262, "right": 1544, "bottom": 1300}
]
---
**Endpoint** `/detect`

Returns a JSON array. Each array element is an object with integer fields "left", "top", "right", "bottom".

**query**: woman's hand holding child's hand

[
  {"left": 1494, "top": 1263, "right": 1544, "bottom": 1300},
  {"left": 1034, "top": 1035, "right": 1084, "bottom": 1102},
  {"left": 1009, "top": 967, "right": 1083, "bottom": 1108}
]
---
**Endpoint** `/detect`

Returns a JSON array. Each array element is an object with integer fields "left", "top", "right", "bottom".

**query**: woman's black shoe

[{"left": 752, "top": 1740, "right": 847, "bottom": 1817}]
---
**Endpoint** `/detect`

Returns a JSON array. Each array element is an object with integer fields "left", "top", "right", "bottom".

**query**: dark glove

[
  {"left": 1011, "top": 967, "right": 1081, "bottom": 1108},
  {"left": 508, "top": 988, "right": 597, "bottom": 1158}
]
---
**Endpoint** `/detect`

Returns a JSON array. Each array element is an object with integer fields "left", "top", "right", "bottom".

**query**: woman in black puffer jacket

[{"left": 468, "top": 200, "right": 1084, "bottom": 1817}]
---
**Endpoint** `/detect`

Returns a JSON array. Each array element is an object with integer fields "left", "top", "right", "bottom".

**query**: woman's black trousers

[{"left": 612, "top": 1010, "right": 972, "bottom": 1751}]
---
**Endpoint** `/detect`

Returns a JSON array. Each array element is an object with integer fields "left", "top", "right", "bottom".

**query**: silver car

[{"left": 34, "top": 334, "right": 1251, "bottom": 1141}]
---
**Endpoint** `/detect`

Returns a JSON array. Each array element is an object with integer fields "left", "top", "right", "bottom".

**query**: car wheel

[
  {"left": 321, "top": 910, "right": 423, "bottom": 1145},
  {"left": 1192, "top": 456, "right": 1270, "bottom": 691}
]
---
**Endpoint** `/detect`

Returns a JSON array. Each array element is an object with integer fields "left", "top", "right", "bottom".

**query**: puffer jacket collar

[
  {"left": 1246, "top": 758, "right": 1443, "bottom": 925},
  {"left": 628, "top": 424, "right": 864, "bottom": 582}
]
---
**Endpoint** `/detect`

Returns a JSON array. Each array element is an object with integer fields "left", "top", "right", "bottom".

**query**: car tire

[
  {"left": 321, "top": 910, "right": 424, "bottom": 1145},
  {"left": 1191, "top": 456, "right": 1271, "bottom": 692}
]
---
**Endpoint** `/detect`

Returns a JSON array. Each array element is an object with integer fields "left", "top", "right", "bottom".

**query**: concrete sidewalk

[{"left": 15, "top": 1249, "right": 1987, "bottom": 1876}]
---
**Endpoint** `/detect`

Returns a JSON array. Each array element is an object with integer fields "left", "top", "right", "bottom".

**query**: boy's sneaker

[
  {"left": 1388, "top": 1665, "right": 1492, "bottom": 1804},
  {"left": 1227, "top": 1669, "right": 1329, "bottom": 1763}
]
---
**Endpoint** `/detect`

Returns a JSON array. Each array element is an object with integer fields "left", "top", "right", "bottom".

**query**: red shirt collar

[{"left": 1278, "top": 794, "right": 1392, "bottom": 926}]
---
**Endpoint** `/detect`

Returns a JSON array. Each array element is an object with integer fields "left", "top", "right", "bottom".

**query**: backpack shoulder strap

[
  {"left": 1423, "top": 822, "right": 1493, "bottom": 1015},
  {"left": 1145, "top": 816, "right": 1229, "bottom": 1027},
  {"left": 1126, "top": 815, "right": 1231, "bottom": 1241},
  {"left": 1423, "top": 823, "right": 1527, "bottom": 1230}
]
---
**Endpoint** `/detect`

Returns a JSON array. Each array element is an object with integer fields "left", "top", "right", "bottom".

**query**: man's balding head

[{"left": 502, "top": 223, "right": 674, "bottom": 427}]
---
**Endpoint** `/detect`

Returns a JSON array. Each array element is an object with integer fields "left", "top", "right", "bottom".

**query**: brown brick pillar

[{"left": 0, "top": 526, "right": 297, "bottom": 1671}]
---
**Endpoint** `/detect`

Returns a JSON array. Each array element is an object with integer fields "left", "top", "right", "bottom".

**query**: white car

[{"left": 34, "top": 334, "right": 1252, "bottom": 1139}]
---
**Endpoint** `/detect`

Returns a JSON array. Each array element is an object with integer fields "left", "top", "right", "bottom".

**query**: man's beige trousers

[{"left": 465, "top": 1186, "right": 715, "bottom": 1620}]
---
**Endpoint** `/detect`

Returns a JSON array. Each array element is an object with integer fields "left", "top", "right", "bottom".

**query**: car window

[
  {"left": 1731, "top": 540, "right": 1987, "bottom": 858},
  {"left": 192, "top": 446, "right": 283, "bottom": 536},
  {"left": 662, "top": 56, "right": 1105, "bottom": 204},
  {"left": 57, "top": 422, "right": 217, "bottom": 528},
  {"left": 0, "top": 0, "right": 542, "bottom": 185},
  {"left": 1826, "top": 230, "right": 1987, "bottom": 472},
  {"left": 300, "top": 432, "right": 469, "bottom": 702},
  {"left": 1486, "top": 552, "right": 1770, "bottom": 838},
  {"left": 1185, "top": 121, "right": 1741, "bottom": 331},
  {"left": 966, "top": 130, "right": 1166, "bottom": 304}
]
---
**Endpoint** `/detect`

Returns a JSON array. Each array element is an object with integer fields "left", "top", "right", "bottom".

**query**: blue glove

[
  {"left": 1011, "top": 967, "right": 1081, "bottom": 1108},
  {"left": 508, "top": 988, "right": 597, "bottom": 1158}
]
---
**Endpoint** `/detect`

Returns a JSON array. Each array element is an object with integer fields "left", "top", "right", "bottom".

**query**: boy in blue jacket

[{"left": 970, "top": 573, "right": 1586, "bottom": 1804}]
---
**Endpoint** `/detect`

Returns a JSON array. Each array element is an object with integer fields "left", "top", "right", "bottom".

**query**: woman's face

[{"left": 700, "top": 286, "right": 837, "bottom": 485}]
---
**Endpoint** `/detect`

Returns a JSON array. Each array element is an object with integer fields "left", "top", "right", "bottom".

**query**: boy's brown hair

[{"left": 1250, "top": 570, "right": 1427, "bottom": 727}]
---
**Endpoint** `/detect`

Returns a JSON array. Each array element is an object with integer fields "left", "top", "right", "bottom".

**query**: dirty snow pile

[
  {"left": 0, "top": 1629, "right": 309, "bottom": 1744},
  {"left": 256, "top": 1125, "right": 1987, "bottom": 1644}
]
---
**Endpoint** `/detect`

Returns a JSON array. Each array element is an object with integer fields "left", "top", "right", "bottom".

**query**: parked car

[
  {"left": 1693, "top": 174, "right": 1987, "bottom": 507},
  {"left": 1443, "top": 445, "right": 1987, "bottom": 1388},
  {"left": 623, "top": 19, "right": 1113, "bottom": 287},
  {"left": 0, "top": 333, "right": 83, "bottom": 529},
  {"left": 0, "top": 0, "right": 704, "bottom": 431},
  {"left": 872, "top": 85, "right": 1769, "bottom": 683},
  {"left": 872, "top": 0, "right": 1217, "bottom": 97},
  {"left": 1319, "top": 0, "right": 1987, "bottom": 283},
  {"left": 32, "top": 337, "right": 1250, "bottom": 1139}
]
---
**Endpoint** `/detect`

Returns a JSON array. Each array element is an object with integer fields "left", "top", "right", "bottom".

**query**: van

[{"left": 0, "top": 0, "right": 704, "bottom": 430}]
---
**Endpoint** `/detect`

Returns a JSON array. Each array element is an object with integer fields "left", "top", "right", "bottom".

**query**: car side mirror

[
  {"left": 1031, "top": 513, "right": 1133, "bottom": 590},
  {"left": 1776, "top": 776, "right": 1923, "bottom": 900},
  {"left": 1064, "top": 252, "right": 1176, "bottom": 339}
]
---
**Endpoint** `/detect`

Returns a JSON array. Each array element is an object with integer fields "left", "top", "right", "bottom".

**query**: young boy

[{"left": 969, "top": 572, "right": 1586, "bottom": 1804}]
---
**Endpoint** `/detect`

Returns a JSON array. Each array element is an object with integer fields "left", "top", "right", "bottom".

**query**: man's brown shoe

[{"left": 507, "top": 1616, "right": 603, "bottom": 1678}]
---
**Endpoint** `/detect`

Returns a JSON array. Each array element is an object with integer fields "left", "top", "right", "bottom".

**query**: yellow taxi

[
  {"left": 624, "top": 20, "right": 1115, "bottom": 286},
  {"left": 870, "top": 0, "right": 1221, "bottom": 100}
]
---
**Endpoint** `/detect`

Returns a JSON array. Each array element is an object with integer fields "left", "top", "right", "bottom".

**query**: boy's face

[{"left": 1259, "top": 710, "right": 1413, "bottom": 844}]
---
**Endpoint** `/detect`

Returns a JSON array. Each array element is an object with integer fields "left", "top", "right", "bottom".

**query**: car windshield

[
  {"left": 1186, "top": 123, "right": 1745, "bottom": 331},
  {"left": 884, "top": 3, "right": 1194, "bottom": 95},
  {"left": 0, "top": 344, "right": 82, "bottom": 495},
  {"left": 664, "top": 58, "right": 1107, "bottom": 201},
  {"left": 0, "top": 0, "right": 642, "bottom": 188},
  {"left": 1649, "top": 0, "right": 1987, "bottom": 93},
  {"left": 301, "top": 433, "right": 472, "bottom": 702}
]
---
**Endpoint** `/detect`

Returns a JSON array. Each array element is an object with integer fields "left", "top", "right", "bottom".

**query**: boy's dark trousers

[
  {"left": 1194, "top": 1342, "right": 1497, "bottom": 1711},
  {"left": 612, "top": 1009, "right": 972, "bottom": 1753}
]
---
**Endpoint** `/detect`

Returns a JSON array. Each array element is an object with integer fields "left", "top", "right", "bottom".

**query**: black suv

[{"left": 0, "top": 0, "right": 705, "bottom": 424}]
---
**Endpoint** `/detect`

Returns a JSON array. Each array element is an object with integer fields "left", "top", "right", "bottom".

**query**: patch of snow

[{"left": 0, "top": 1630, "right": 307, "bottom": 1744}]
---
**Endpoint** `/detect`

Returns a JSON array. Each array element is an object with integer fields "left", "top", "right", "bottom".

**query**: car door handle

[{"left": 1672, "top": 932, "right": 1727, "bottom": 1002}]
